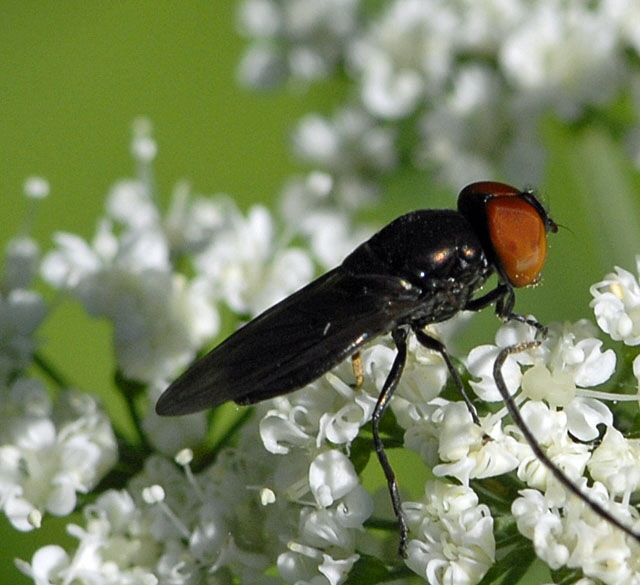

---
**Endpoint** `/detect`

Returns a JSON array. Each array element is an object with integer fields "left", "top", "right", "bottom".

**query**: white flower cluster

[
  {"left": 257, "top": 330, "right": 503, "bottom": 584},
  {"left": 591, "top": 256, "right": 640, "bottom": 347},
  {"left": 237, "top": 0, "right": 360, "bottom": 87},
  {"left": 404, "top": 481, "right": 495, "bottom": 585},
  {"left": 18, "top": 443, "right": 280, "bottom": 585},
  {"left": 238, "top": 0, "right": 640, "bottom": 191},
  {"left": 378, "top": 315, "right": 639, "bottom": 584},
  {"left": 396, "top": 312, "right": 640, "bottom": 585},
  {"left": 0, "top": 380, "right": 117, "bottom": 532},
  {"left": 40, "top": 124, "right": 314, "bottom": 389},
  {"left": 0, "top": 182, "right": 117, "bottom": 535},
  {"left": 12, "top": 130, "right": 640, "bottom": 585},
  {"left": 18, "top": 428, "right": 367, "bottom": 585},
  {"left": 30, "top": 302, "right": 635, "bottom": 585}
]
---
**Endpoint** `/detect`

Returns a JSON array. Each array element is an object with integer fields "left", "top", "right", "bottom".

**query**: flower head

[
  {"left": 404, "top": 481, "right": 495, "bottom": 585},
  {"left": 590, "top": 256, "right": 640, "bottom": 345},
  {"left": 0, "top": 379, "right": 117, "bottom": 531}
]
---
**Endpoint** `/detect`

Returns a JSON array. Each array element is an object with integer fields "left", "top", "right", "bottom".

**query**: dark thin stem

[
  {"left": 33, "top": 351, "right": 70, "bottom": 389},
  {"left": 192, "top": 408, "right": 254, "bottom": 473},
  {"left": 114, "top": 371, "right": 153, "bottom": 452}
]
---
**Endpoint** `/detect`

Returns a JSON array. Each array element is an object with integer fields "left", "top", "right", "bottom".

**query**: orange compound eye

[{"left": 486, "top": 195, "right": 548, "bottom": 287}]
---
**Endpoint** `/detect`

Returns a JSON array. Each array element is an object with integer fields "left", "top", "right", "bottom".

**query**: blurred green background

[{"left": 2, "top": 3, "right": 640, "bottom": 584}]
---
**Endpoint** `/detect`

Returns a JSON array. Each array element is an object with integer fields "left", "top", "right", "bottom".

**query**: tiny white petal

[{"left": 309, "top": 450, "right": 358, "bottom": 507}]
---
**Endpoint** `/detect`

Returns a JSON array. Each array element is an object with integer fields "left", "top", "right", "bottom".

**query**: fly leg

[
  {"left": 466, "top": 282, "right": 547, "bottom": 336},
  {"left": 372, "top": 325, "right": 410, "bottom": 558},
  {"left": 412, "top": 328, "right": 480, "bottom": 425},
  {"left": 351, "top": 352, "right": 364, "bottom": 390}
]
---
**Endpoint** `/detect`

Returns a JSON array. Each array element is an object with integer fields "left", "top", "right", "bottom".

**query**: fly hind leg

[
  {"left": 412, "top": 327, "right": 480, "bottom": 425},
  {"left": 372, "top": 326, "right": 410, "bottom": 558}
]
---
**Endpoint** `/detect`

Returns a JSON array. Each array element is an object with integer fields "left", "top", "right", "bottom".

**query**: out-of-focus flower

[
  {"left": 192, "top": 203, "right": 314, "bottom": 316},
  {"left": 41, "top": 220, "right": 219, "bottom": 384},
  {"left": 237, "top": 0, "right": 361, "bottom": 87},
  {"left": 239, "top": 0, "right": 640, "bottom": 191},
  {"left": 291, "top": 107, "right": 397, "bottom": 208},
  {"left": 0, "top": 379, "right": 117, "bottom": 531},
  {"left": 0, "top": 290, "right": 46, "bottom": 386},
  {"left": 39, "top": 125, "right": 226, "bottom": 385}
]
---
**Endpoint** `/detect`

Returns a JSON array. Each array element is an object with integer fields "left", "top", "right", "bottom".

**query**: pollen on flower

[
  {"left": 27, "top": 509, "right": 42, "bottom": 529},
  {"left": 260, "top": 487, "right": 276, "bottom": 505},
  {"left": 142, "top": 485, "right": 165, "bottom": 504},
  {"left": 175, "top": 448, "right": 194, "bottom": 466}
]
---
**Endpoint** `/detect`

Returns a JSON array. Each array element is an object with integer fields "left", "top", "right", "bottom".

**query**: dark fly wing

[{"left": 155, "top": 268, "right": 423, "bottom": 415}]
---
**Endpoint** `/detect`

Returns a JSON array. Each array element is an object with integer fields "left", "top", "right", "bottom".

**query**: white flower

[
  {"left": 23, "top": 176, "right": 50, "bottom": 200},
  {"left": 259, "top": 342, "right": 385, "bottom": 454},
  {"left": 4, "top": 237, "right": 40, "bottom": 291},
  {"left": 391, "top": 331, "right": 449, "bottom": 410},
  {"left": 590, "top": 256, "right": 640, "bottom": 345},
  {"left": 401, "top": 393, "right": 521, "bottom": 486},
  {"left": 512, "top": 485, "right": 640, "bottom": 585},
  {"left": 309, "top": 450, "right": 359, "bottom": 507},
  {"left": 237, "top": 0, "right": 360, "bottom": 87},
  {"left": 238, "top": 0, "right": 640, "bottom": 192},
  {"left": 19, "top": 489, "right": 161, "bottom": 585},
  {"left": 509, "top": 401, "right": 591, "bottom": 494},
  {"left": 42, "top": 217, "right": 219, "bottom": 384},
  {"left": 142, "top": 381, "right": 209, "bottom": 455},
  {"left": 318, "top": 553, "right": 360, "bottom": 585},
  {"left": 511, "top": 488, "right": 569, "bottom": 569},
  {"left": 0, "top": 289, "right": 46, "bottom": 386},
  {"left": 15, "top": 545, "right": 71, "bottom": 585},
  {"left": 193, "top": 204, "right": 314, "bottom": 316},
  {"left": 349, "top": 0, "right": 455, "bottom": 120},
  {"left": 279, "top": 174, "right": 375, "bottom": 268},
  {"left": 278, "top": 547, "right": 359, "bottom": 585},
  {"left": 468, "top": 319, "right": 616, "bottom": 434},
  {"left": 255, "top": 348, "right": 378, "bottom": 582},
  {"left": 0, "top": 380, "right": 117, "bottom": 531},
  {"left": 499, "top": 2, "right": 622, "bottom": 119},
  {"left": 20, "top": 436, "right": 282, "bottom": 585},
  {"left": 291, "top": 107, "right": 397, "bottom": 208},
  {"left": 588, "top": 426, "right": 640, "bottom": 498},
  {"left": 164, "top": 183, "right": 233, "bottom": 255},
  {"left": 38, "top": 128, "right": 227, "bottom": 385},
  {"left": 106, "top": 179, "right": 160, "bottom": 232},
  {"left": 417, "top": 64, "right": 529, "bottom": 187},
  {"left": 293, "top": 108, "right": 396, "bottom": 174},
  {"left": 466, "top": 342, "right": 524, "bottom": 402},
  {"left": 404, "top": 480, "right": 495, "bottom": 585}
]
